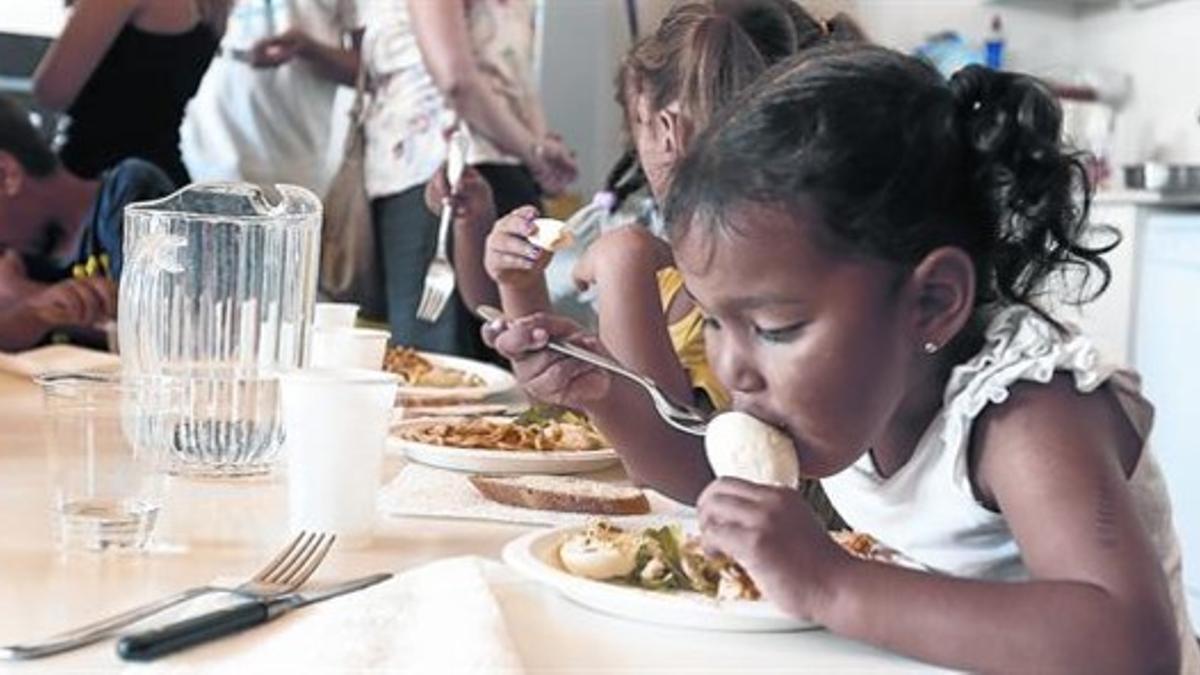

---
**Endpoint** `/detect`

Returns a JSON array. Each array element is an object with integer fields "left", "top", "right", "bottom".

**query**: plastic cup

[
  {"left": 280, "top": 369, "right": 399, "bottom": 548},
  {"left": 313, "top": 302, "right": 360, "bottom": 329},
  {"left": 309, "top": 327, "right": 390, "bottom": 370}
]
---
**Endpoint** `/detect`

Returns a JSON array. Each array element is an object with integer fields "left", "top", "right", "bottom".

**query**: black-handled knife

[{"left": 115, "top": 572, "right": 392, "bottom": 661}]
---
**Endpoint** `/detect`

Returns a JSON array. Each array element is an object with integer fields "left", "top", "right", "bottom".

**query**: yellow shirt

[{"left": 657, "top": 266, "right": 730, "bottom": 411}]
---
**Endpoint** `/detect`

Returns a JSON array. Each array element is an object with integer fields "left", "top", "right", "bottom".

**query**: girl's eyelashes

[
  {"left": 700, "top": 313, "right": 805, "bottom": 343},
  {"left": 752, "top": 321, "right": 806, "bottom": 343}
]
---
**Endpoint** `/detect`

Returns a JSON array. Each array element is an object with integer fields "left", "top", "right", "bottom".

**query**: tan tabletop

[{"left": 0, "top": 371, "right": 945, "bottom": 673}]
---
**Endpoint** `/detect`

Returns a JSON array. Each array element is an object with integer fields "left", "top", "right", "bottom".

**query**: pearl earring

[{"left": 922, "top": 341, "right": 939, "bottom": 355}]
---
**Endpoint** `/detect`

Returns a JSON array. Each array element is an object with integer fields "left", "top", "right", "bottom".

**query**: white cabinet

[
  {"left": 1056, "top": 198, "right": 1200, "bottom": 630},
  {"left": 1133, "top": 212, "right": 1200, "bottom": 630},
  {"left": 1044, "top": 200, "right": 1144, "bottom": 365},
  {"left": 1052, "top": 201, "right": 1143, "bottom": 364}
]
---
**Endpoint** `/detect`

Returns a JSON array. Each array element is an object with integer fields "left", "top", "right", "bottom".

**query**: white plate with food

[
  {"left": 502, "top": 520, "right": 815, "bottom": 632},
  {"left": 384, "top": 347, "right": 517, "bottom": 402},
  {"left": 388, "top": 410, "right": 620, "bottom": 475}
]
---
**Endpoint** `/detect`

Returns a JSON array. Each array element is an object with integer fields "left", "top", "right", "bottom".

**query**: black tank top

[{"left": 59, "top": 22, "right": 219, "bottom": 186}]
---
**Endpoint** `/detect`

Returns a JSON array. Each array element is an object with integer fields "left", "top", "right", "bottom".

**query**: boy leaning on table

[{"left": 0, "top": 95, "right": 173, "bottom": 351}]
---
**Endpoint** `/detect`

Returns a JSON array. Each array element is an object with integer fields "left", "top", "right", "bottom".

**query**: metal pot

[{"left": 1123, "top": 163, "right": 1200, "bottom": 193}]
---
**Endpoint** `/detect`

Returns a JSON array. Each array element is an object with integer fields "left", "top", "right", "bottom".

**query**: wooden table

[{"left": 0, "top": 371, "right": 945, "bottom": 673}]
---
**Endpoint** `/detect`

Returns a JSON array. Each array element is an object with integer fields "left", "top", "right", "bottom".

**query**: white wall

[
  {"left": 540, "top": 0, "right": 633, "bottom": 195},
  {"left": 540, "top": 0, "right": 1198, "bottom": 195},
  {"left": 0, "top": 2, "right": 66, "bottom": 37},
  {"left": 800, "top": 0, "right": 1200, "bottom": 165},
  {"left": 1076, "top": 0, "right": 1200, "bottom": 164},
  {"left": 851, "top": 0, "right": 1080, "bottom": 76}
]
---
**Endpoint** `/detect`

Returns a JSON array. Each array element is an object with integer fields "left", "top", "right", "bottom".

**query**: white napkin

[
  {"left": 0, "top": 344, "right": 119, "bottom": 379},
  {"left": 125, "top": 556, "right": 525, "bottom": 674},
  {"left": 379, "top": 463, "right": 695, "bottom": 527}
]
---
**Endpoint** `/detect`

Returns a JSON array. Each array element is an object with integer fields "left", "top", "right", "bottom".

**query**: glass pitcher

[{"left": 119, "top": 183, "right": 321, "bottom": 477}]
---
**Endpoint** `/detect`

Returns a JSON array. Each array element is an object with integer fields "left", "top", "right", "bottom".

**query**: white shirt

[
  {"left": 180, "top": 0, "right": 361, "bottom": 195},
  {"left": 360, "top": 0, "right": 538, "bottom": 199},
  {"left": 821, "top": 305, "right": 1199, "bottom": 673}
]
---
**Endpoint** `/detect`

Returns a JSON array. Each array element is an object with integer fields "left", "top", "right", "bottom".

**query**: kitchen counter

[{"left": 1094, "top": 189, "right": 1200, "bottom": 206}]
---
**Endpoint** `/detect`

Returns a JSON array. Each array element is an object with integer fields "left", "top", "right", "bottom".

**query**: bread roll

[
  {"left": 704, "top": 411, "right": 800, "bottom": 488},
  {"left": 528, "top": 218, "right": 574, "bottom": 251}
]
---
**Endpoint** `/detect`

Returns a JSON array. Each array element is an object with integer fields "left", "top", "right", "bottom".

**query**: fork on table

[{"left": 0, "top": 531, "right": 336, "bottom": 660}]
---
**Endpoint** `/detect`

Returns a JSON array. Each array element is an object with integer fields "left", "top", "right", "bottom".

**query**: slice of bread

[
  {"left": 468, "top": 474, "right": 650, "bottom": 515},
  {"left": 528, "top": 218, "right": 574, "bottom": 251}
]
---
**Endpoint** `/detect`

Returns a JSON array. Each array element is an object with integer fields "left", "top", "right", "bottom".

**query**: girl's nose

[{"left": 709, "top": 335, "right": 766, "bottom": 394}]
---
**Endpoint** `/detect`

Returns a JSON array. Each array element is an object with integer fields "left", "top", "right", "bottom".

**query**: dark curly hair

[{"left": 665, "top": 45, "right": 1115, "bottom": 323}]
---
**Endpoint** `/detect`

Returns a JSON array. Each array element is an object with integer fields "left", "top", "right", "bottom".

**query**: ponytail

[{"left": 949, "top": 65, "right": 1114, "bottom": 310}]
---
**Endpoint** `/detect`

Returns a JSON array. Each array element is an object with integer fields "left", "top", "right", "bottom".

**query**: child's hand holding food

[
  {"left": 697, "top": 477, "right": 849, "bottom": 621},
  {"left": 484, "top": 206, "right": 556, "bottom": 287}
]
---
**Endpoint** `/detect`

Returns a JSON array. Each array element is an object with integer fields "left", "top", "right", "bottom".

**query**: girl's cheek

[{"left": 704, "top": 327, "right": 740, "bottom": 391}]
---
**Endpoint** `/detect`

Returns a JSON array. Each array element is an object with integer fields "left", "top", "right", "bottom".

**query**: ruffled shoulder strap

[{"left": 938, "top": 305, "right": 1119, "bottom": 468}]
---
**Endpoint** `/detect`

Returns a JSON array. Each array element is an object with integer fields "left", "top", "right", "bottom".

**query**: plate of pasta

[
  {"left": 384, "top": 347, "right": 517, "bottom": 403},
  {"left": 388, "top": 407, "right": 620, "bottom": 474}
]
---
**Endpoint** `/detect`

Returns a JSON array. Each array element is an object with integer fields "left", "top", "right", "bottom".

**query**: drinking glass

[{"left": 38, "top": 371, "right": 180, "bottom": 551}]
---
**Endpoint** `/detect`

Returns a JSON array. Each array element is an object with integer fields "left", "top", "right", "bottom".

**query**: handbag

[{"left": 319, "top": 61, "right": 386, "bottom": 320}]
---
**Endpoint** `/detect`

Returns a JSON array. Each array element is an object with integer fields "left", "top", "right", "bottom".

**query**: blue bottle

[{"left": 985, "top": 15, "right": 1005, "bottom": 70}]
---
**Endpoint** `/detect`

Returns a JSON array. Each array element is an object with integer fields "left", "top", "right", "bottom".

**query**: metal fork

[
  {"left": 476, "top": 305, "right": 708, "bottom": 436},
  {"left": 0, "top": 531, "right": 336, "bottom": 661},
  {"left": 417, "top": 128, "right": 471, "bottom": 323}
]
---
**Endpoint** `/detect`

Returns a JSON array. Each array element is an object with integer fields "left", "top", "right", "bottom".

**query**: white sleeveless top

[{"left": 821, "top": 305, "right": 1199, "bottom": 673}]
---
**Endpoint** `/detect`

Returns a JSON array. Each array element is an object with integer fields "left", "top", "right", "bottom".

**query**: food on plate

[
  {"left": 528, "top": 218, "right": 574, "bottom": 251},
  {"left": 831, "top": 530, "right": 893, "bottom": 562},
  {"left": 704, "top": 411, "right": 800, "bottom": 488},
  {"left": 383, "top": 346, "right": 486, "bottom": 388},
  {"left": 557, "top": 522, "right": 896, "bottom": 602},
  {"left": 557, "top": 521, "right": 761, "bottom": 601},
  {"left": 559, "top": 521, "right": 642, "bottom": 579},
  {"left": 469, "top": 474, "right": 650, "bottom": 515},
  {"left": 395, "top": 406, "right": 607, "bottom": 452}
]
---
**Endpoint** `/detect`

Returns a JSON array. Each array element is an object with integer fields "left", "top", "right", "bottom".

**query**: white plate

[
  {"left": 393, "top": 352, "right": 517, "bottom": 402},
  {"left": 501, "top": 524, "right": 818, "bottom": 632},
  {"left": 388, "top": 417, "right": 620, "bottom": 475}
]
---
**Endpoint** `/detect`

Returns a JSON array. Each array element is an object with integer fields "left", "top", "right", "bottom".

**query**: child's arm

[
  {"left": 0, "top": 277, "right": 117, "bottom": 352},
  {"left": 698, "top": 375, "right": 1180, "bottom": 674},
  {"left": 484, "top": 313, "right": 713, "bottom": 502},
  {"left": 572, "top": 226, "right": 693, "bottom": 404}
]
